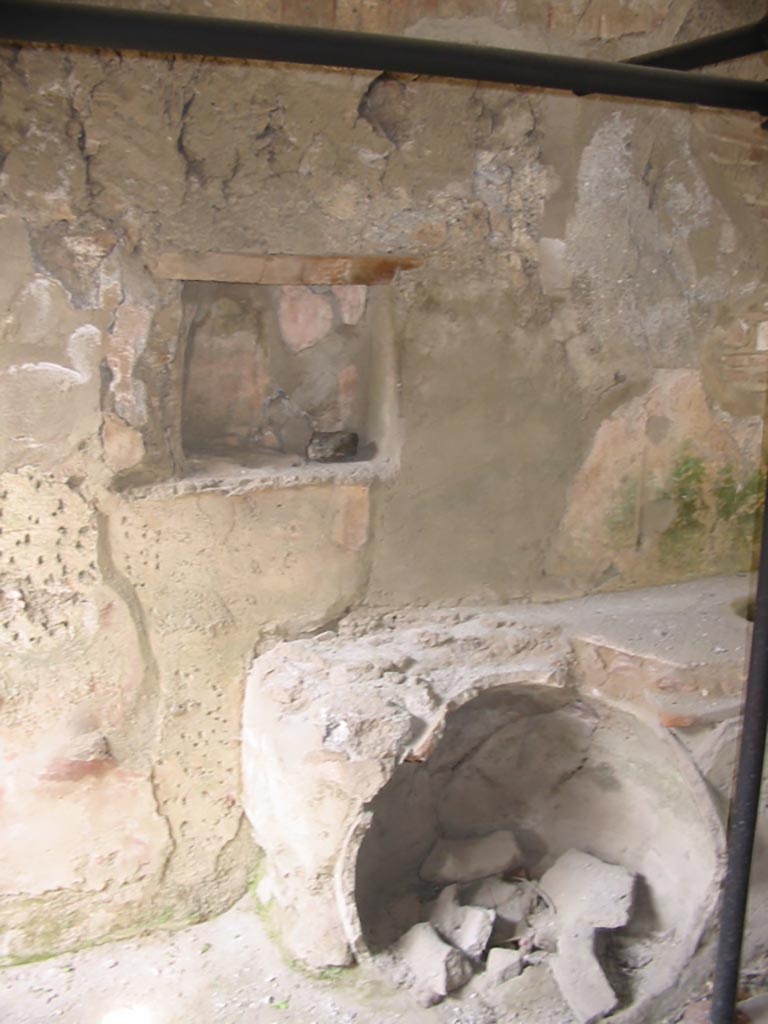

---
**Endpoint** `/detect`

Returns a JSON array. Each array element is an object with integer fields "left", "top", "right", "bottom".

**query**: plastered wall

[{"left": 0, "top": 0, "right": 767, "bottom": 962}]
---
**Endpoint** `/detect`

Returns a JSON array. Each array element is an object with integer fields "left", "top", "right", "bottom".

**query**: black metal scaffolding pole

[
  {"left": 710, "top": 474, "right": 768, "bottom": 1024},
  {"left": 628, "top": 14, "right": 768, "bottom": 70},
  {"left": 1, "top": 0, "right": 768, "bottom": 115}
]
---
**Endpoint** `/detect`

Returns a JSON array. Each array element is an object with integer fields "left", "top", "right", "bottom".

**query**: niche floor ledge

[{"left": 121, "top": 451, "right": 396, "bottom": 499}]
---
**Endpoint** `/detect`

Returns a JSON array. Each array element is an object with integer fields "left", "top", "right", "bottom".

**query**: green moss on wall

[{"left": 604, "top": 446, "right": 765, "bottom": 581}]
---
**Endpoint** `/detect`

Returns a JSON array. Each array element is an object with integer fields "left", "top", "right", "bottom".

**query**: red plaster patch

[
  {"left": 278, "top": 286, "right": 334, "bottom": 351},
  {"left": 332, "top": 285, "right": 367, "bottom": 325},
  {"left": 105, "top": 303, "right": 151, "bottom": 423},
  {"left": 333, "top": 486, "right": 370, "bottom": 551},
  {"left": 337, "top": 364, "right": 359, "bottom": 425}
]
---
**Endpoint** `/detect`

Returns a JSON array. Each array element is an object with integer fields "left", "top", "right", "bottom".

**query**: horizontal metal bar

[
  {"left": 628, "top": 14, "right": 768, "bottom": 70},
  {"left": 1, "top": 0, "right": 768, "bottom": 115}
]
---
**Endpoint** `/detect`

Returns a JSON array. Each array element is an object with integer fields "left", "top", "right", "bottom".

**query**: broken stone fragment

[
  {"left": 528, "top": 902, "right": 558, "bottom": 952},
  {"left": 462, "top": 876, "right": 537, "bottom": 925},
  {"left": 306, "top": 429, "right": 359, "bottom": 462},
  {"left": 539, "top": 850, "right": 636, "bottom": 1024},
  {"left": 550, "top": 929, "right": 620, "bottom": 1024},
  {"left": 420, "top": 831, "right": 524, "bottom": 884},
  {"left": 392, "top": 922, "right": 474, "bottom": 1006},
  {"left": 539, "top": 849, "right": 635, "bottom": 930},
  {"left": 429, "top": 884, "right": 495, "bottom": 960},
  {"left": 262, "top": 390, "right": 313, "bottom": 455},
  {"left": 483, "top": 946, "right": 524, "bottom": 987}
]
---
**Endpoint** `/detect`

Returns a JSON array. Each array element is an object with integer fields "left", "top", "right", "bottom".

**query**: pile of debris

[{"left": 382, "top": 831, "right": 636, "bottom": 1024}]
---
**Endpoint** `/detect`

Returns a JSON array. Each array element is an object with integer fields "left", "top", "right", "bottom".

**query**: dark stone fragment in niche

[{"left": 307, "top": 430, "right": 359, "bottom": 462}]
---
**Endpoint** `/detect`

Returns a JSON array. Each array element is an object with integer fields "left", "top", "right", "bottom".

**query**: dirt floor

[
  {"left": 4, "top": 893, "right": 768, "bottom": 1024},
  {"left": 0, "top": 896, "right": 579, "bottom": 1024}
]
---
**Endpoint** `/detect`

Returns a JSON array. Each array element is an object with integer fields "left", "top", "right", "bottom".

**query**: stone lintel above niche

[{"left": 155, "top": 252, "right": 423, "bottom": 286}]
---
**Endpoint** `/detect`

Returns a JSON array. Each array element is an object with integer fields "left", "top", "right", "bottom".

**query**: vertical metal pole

[{"left": 710, "top": 470, "right": 768, "bottom": 1023}]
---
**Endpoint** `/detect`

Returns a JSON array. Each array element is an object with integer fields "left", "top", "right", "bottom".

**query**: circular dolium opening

[{"left": 353, "top": 686, "right": 720, "bottom": 1009}]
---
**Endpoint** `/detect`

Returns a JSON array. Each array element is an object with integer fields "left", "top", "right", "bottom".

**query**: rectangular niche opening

[{"left": 165, "top": 254, "right": 417, "bottom": 490}]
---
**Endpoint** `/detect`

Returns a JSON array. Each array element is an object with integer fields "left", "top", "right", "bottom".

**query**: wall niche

[
  {"left": 155, "top": 252, "right": 417, "bottom": 493},
  {"left": 182, "top": 280, "right": 375, "bottom": 466}
]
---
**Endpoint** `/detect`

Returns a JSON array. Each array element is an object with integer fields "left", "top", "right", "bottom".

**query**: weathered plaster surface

[{"left": 0, "top": 0, "right": 767, "bottom": 963}]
